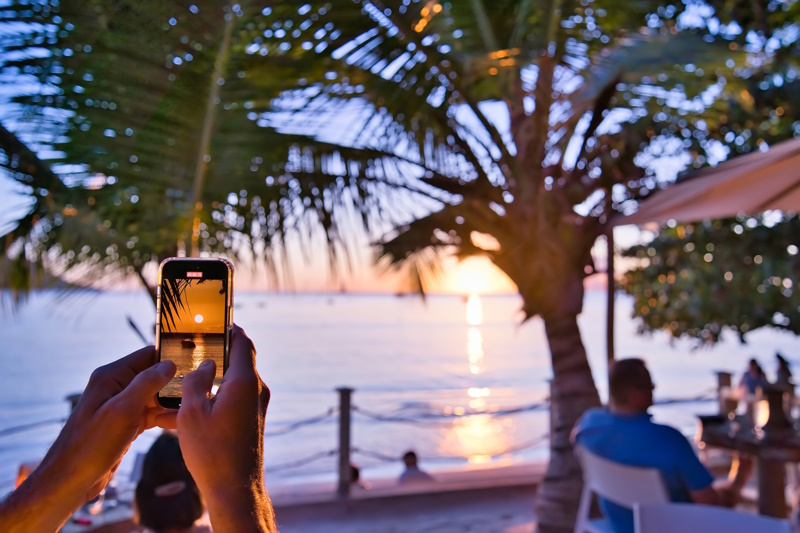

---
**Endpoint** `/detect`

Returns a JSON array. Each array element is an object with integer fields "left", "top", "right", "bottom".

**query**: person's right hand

[{"left": 177, "top": 325, "right": 275, "bottom": 532}]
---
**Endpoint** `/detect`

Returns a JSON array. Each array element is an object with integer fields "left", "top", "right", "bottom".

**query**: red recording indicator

[{"left": 186, "top": 271, "right": 203, "bottom": 278}]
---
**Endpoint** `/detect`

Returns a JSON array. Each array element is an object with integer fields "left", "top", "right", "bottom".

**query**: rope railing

[
  {"left": 652, "top": 387, "right": 717, "bottom": 406},
  {"left": 351, "top": 432, "right": 550, "bottom": 465},
  {"left": 0, "top": 418, "right": 66, "bottom": 439},
  {"left": 0, "top": 477, "right": 17, "bottom": 494},
  {"left": 349, "top": 390, "right": 716, "bottom": 428},
  {"left": 0, "top": 389, "right": 716, "bottom": 442},
  {"left": 264, "top": 407, "right": 338, "bottom": 437},
  {"left": 265, "top": 449, "right": 337, "bottom": 474},
  {"left": 0, "top": 386, "right": 723, "bottom": 493},
  {"left": 351, "top": 400, "right": 550, "bottom": 426}
]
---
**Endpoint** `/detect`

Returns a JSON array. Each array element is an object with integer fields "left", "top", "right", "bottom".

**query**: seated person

[
  {"left": 399, "top": 451, "right": 434, "bottom": 485},
  {"left": 739, "top": 358, "right": 768, "bottom": 396},
  {"left": 573, "top": 358, "right": 752, "bottom": 533},
  {"left": 135, "top": 432, "right": 210, "bottom": 533},
  {"left": 349, "top": 463, "right": 368, "bottom": 489}
]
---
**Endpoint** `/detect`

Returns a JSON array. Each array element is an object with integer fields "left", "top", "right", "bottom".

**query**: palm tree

[{"left": 0, "top": 1, "right": 740, "bottom": 529}]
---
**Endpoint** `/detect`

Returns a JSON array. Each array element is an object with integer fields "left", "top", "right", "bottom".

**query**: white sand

[{"left": 273, "top": 463, "right": 544, "bottom": 532}]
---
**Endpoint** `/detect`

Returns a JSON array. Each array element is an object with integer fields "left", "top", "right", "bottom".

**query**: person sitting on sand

[
  {"left": 573, "top": 358, "right": 753, "bottom": 533},
  {"left": 135, "top": 432, "right": 210, "bottom": 533},
  {"left": 0, "top": 326, "right": 275, "bottom": 532},
  {"left": 399, "top": 450, "right": 434, "bottom": 485}
]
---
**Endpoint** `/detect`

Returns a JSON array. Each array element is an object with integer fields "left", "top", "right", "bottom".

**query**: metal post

[
  {"left": 336, "top": 387, "right": 353, "bottom": 498},
  {"left": 716, "top": 371, "right": 732, "bottom": 416},
  {"left": 606, "top": 230, "right": 616, "bottom": 391}
]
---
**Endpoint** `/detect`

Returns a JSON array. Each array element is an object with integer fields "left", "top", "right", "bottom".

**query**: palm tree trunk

[{"left": 536, "top": 312, "right": 601, "bottom": 532}]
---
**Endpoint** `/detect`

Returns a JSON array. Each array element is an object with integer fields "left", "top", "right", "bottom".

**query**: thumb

[
  {"left": 114, "top": 361, "right": 176, "bottom": 411},
  {"left": 182, "top": 359, "right": 216, "bottom": 409}
]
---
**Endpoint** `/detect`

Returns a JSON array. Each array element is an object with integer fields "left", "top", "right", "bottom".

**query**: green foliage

[
  {"left": 0, "top": 0, "right": 764, "bottom": 318},
  {"left": 622, "top": 0, "right": 800, "bottom": 345},
  {"left": 622, "top": 217, "right": 800, "bottom": 344},
  {"left": 688, "top": 0, "right": 800, "bottom": 156},
  {"left": 0, "top": 1, "right": 420, "bottom": 298}
]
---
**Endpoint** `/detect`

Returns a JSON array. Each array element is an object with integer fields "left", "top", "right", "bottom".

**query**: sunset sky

[
  {"left": 162, "top": 279, "right": 226, "bottom": 333},
  {"left": 0, "top": 179, "right": 648, "bottom": 295}
]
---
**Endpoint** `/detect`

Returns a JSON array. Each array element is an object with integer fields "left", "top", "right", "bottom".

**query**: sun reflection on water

[
  {"left": 467, "top": 327, "right": 484, "bottom": 375},
  {"left": 444, "top": 413, "right": 513, "bottom": 465},
  {"left": 191, "top": 343, "right": 204, "bottom": 371},
  {"left": 466, "top": 294, "right": 483, "bottom": 326},
  {"left": 466, "top": 294, "right": 484, "bottom": 375},
  {"left": 440, "top": 294, "right": 515, "bottom": 464}
]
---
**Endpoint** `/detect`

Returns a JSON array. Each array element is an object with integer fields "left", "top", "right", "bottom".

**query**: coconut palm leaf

[
  {"left": 0, "top": 1, "right": 762, "bottom": 529},
  {"left": 160, "top": 277, "right": 192, "bottom": 332}
]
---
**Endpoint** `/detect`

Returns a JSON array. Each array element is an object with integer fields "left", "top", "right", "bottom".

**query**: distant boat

[{"left": 181, "top": 338, "right": 196, "bottom": 348}]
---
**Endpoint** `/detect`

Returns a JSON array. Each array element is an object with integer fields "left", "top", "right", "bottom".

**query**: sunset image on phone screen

[{"left": 159, "top": 278, "right": 226, "bottom": 397}]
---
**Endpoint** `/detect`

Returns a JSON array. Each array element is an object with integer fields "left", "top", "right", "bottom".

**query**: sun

[
  {"left": 440, "top": 257, "right": 516, "bottom": 295},
  {"left": 194, "top": 314, "right": 204, "bottom": 324}
]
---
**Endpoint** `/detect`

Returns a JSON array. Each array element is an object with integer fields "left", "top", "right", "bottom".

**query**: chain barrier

[{"left": 264, "top": 407, "right": 338, "bottom": 437}]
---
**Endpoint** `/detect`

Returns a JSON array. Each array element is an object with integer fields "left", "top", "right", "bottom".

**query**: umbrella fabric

[{"left": 614, "top": 137, "right": 800, "bottom": 226}]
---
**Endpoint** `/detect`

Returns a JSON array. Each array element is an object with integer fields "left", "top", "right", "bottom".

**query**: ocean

[
  {"left": 159, "top": 333, "right": 225, "bottom": 398},
  {"left": 1, "top": 290, "right": 799, "bottom": 493}
]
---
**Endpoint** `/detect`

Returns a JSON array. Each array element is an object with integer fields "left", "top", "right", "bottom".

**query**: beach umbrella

[
  {"left": 604, "top": 137, "right": 800, "bottom": 365},
  {"left": 616, "top": 137, "right": 800, "bottom": 226}
]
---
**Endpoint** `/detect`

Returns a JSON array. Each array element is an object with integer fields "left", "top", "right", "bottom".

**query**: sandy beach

[
  {"left": 270, "top": 463, "right": 543, "bottom": 532},
  {"left": 60, "top": 463, "right": 544, "bottom": 533}
]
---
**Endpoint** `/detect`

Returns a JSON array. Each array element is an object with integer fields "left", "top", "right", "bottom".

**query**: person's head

[
  {"left": 135, "top": 432, "right": 203, "bottom": 533},
  {"left": 609, "top": 358, "right": 654, "bottom": 413},
  {"left": 777, "top": 353, "right": 790, "bottom": 370},
  {"left": 749, "top": 358, "right": 761, "bottom": 373},
  {"left": 350, "top": 464, "right": 360, "bottom": 483},
  {"left": 402, "top": 451, "right": 418, "bottom": 468}
]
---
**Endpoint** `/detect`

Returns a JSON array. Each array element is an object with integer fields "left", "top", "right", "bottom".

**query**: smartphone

[{"left": 155, "top": 257, "right": 234, "bottom": 408}]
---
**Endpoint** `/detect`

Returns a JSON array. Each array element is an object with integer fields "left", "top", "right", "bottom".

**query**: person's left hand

[{"left": 1, "top": 346, "right": 176, "bottom": 531}]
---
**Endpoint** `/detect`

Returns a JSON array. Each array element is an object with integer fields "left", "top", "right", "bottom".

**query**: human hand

[
  {"left": 177, "top": 325, "right": 274, "bottom": 532},
  {"left": 0, "top": 347, "right": 176, "bottom": 532}
]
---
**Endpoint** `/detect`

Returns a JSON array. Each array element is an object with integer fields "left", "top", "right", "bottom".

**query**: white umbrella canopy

[{"left": 614, "top": 137, "right": 800, "bottom": 226}]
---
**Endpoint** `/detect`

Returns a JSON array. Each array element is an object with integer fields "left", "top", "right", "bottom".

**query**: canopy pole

[{"left": 606, "top": 228, "right": 615, "bottom": 391}]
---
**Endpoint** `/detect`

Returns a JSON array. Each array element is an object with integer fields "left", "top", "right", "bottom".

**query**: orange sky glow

[{"left": 162, "top": 279, "right": 226, "bottom": 333}]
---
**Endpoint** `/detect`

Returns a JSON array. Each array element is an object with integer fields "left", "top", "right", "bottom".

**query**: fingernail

[
  {"left": 156, "top": 361, "right": 175, "bottom": 377},
  {"left": 199, "top": 359, "right": 214, "bottom": 370}
]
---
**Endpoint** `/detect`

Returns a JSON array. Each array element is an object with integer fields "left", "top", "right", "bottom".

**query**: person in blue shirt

[{"left": 573, "top": 358, "right": 753, "bottom": 533}]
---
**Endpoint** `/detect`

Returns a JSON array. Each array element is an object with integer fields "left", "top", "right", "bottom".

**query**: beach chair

[
  {"left": 574, "top": 446, "right": 670, "bottom": 533},
  {"left": 633, "top": 502, "right": 792, "bottom": 533}
]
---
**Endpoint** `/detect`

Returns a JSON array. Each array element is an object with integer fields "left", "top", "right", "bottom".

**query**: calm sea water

[
  {"left": 1, "top": 290, "right": 799, "bottom": 493},
  {"left": 160, "top": 333, "right": 225, "bottom": 398}
]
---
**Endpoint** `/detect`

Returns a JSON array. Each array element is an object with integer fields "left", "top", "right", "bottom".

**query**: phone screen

[{"left": 158, "top": 269, "right": 228, "bottom": 400}]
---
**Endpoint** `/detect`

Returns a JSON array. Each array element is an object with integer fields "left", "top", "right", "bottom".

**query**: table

[{"left": 698, "top": 413, "right": 800, "bottom": 518}]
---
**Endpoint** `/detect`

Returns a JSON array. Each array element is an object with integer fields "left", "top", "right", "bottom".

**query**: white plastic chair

[
  {"left": 634, "top": 502, "right": 792, "bottom": 533},
  {"left": 574, "top": 446, "right": 670, "bottom": 533}
]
